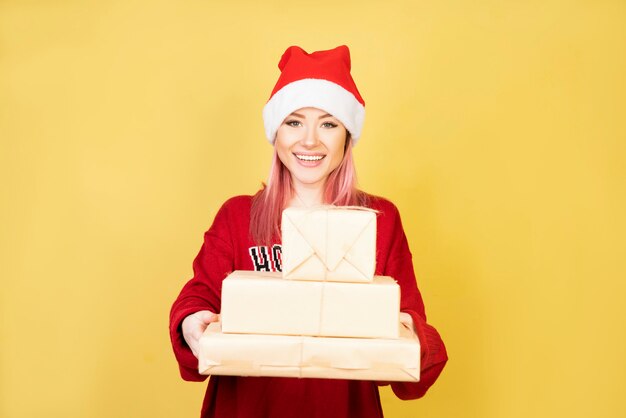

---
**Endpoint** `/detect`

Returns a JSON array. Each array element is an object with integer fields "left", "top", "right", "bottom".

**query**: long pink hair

[{"left": 250, "top": 134, "right": 368, "bottom": 244}]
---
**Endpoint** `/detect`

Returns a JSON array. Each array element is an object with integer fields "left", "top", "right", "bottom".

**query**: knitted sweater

[{"left": 170, "top": 194, "right": 447, "bottom": 418}]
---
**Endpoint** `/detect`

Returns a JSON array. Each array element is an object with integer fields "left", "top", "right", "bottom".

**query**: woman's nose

[{"left": 300, "top": 127, "right": 319, "bottom": 147}]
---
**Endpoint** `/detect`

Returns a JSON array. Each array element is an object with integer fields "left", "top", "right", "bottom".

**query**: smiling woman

[{"left": 169, "top": 45, "right": 448, "bottom": 418}]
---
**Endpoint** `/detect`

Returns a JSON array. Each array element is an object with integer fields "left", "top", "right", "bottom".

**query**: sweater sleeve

[
  {"left": 169, "top": 200, "right": 236, "bottom": 381},
  {"left": 381, "top": 202, "right": 448, "bottom": 399}
]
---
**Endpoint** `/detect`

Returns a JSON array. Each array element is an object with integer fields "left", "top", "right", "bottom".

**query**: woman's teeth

[{"left": 295, "top": 154, "right": 324, "bottom": 161}]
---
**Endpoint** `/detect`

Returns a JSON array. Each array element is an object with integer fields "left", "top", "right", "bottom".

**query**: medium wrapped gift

[
  {"left": 198, "top": 321, "right": 420, "bottom": 382},
  {"left": 220, "top": 271, "right": 399, "bottom": 339},
  {"left": 281, "top": 206, "right": 376, "bottom": 283}
]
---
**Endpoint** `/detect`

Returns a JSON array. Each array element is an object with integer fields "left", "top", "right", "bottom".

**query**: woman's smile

[{"left": 294, "top": 152, "right": 326, "bottom": 165}]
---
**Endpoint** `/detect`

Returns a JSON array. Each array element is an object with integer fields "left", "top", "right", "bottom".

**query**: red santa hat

[{"left": 263, "top": 45, "right": 366, "bottom": 144}]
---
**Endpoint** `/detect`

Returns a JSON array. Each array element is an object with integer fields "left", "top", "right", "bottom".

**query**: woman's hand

[{"left": 182, "top": 310, "right": 220, "bottom": 359}]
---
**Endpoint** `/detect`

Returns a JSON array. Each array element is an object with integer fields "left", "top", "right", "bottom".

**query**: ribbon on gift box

[{"left": 281, "top": 206, "right": 377, "bottom": 283}]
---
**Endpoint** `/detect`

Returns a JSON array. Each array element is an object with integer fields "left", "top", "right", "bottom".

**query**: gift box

[
  {"left": 220, "top": 271, "right": 400, "bottom": 339},
  {"left": 198, "top": 321, "right": 421, "bottom": 382},
  {"left": 281, "top": 206, "right": 376, "bottom": 283}
]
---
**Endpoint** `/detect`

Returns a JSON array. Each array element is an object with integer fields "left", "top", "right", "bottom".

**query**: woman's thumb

[{"left": 199, "top": 310, "right": 217, "bottom": 324}]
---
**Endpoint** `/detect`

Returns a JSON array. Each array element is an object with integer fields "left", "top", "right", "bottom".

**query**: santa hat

[{"left": 262, "top": 45, "right": 365, "bottom": 144}]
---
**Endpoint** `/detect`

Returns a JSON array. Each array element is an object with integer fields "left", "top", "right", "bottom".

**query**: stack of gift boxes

[{"left": 198, "top": 206, "right": 421, "bottom": 381}]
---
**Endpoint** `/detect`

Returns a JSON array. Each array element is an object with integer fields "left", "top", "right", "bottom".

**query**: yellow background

[{"left": 1, "top": 1, "right": 625, "bottom": 417}]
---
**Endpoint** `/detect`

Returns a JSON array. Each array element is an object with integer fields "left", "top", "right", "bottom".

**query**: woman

[{"left": 170, "top": 45, "right": 447, "bottom": 418}]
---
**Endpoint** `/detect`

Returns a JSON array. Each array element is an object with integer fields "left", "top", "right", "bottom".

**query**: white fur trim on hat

[{"left": 262, "top": 78, "right": 365, "bottom": 144}]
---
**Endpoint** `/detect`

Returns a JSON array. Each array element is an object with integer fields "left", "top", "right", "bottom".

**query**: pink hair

[{"left": 250, "top": 135, "right": 368, "bottom": 244}]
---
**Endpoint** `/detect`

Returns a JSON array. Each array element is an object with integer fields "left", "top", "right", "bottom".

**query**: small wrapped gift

[
  {"left": 281, "top": 206, "right": 376, "bottom": 283},
  {"left": 220, "top": 271, "right": 400, "bottom": 339},
  {"left": 198, "top": 321, "right": 421, "bottom": 382}
]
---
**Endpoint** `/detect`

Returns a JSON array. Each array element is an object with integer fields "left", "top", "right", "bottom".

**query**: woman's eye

[
  {"left": 285, "top": 120, "right": 302, "bottom": 127},
  {"left": 321, "top": 122, "right": 338, "bottom": 128}
]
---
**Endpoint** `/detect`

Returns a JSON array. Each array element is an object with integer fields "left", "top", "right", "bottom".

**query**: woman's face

[{"left": 275, "top": 107, "right": 347, "bottom": 190}]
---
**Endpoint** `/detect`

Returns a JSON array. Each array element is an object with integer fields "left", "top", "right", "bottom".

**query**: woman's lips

[{"left": 294, "top": 153, "right": 325, "bottom": 167}]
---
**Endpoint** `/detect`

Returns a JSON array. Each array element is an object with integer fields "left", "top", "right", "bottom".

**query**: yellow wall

[{"left": 1, "top": 1, "right": 625, "bottom": 417}]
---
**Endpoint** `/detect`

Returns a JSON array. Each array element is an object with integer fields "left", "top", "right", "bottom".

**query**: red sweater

[{"left": 170, "top": 195, "right": 447, "bottom": 418}]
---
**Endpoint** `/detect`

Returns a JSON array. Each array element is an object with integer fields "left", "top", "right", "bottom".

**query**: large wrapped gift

[
  {"left": 281, "top": 206, "right": 376, "bottom": 283},
  {"left": 220, "top": 271, "right": 399, "bottom": 339},
  {"left": 198, "top": 321, "right": 420, "bottom": 382}
]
